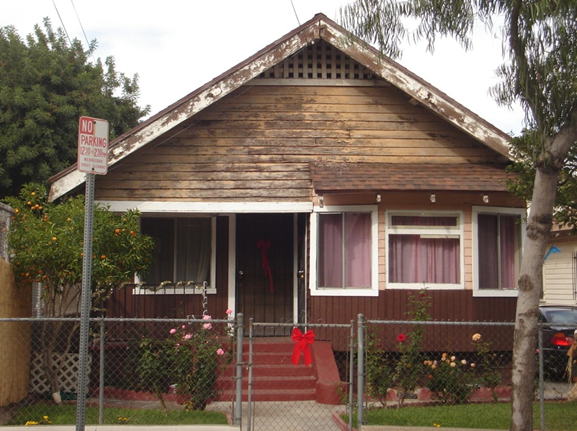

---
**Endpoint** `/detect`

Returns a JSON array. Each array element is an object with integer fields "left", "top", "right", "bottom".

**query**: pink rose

[
  {"left": 204, "top": 323, "right": 212, "bottom": 330},
  {"left": 169, "top": 328, "right": 176, "bottom": 334},
  {"left": 216, "top": 348, "right": 225, "bottom": 356},
  {"left": 203, "top": 315, "right": 212, "bottom": 320},
  {"left": 226, "top": 309, "right": 233, "bottom": 315}
]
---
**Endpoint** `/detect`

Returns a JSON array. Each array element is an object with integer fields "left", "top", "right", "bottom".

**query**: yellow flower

[
  {"left": 472, "top": 333, "right": 481, "bottom": 341},
  {"left": 25, "top": 420, "right": 39, "bottom": 426}
]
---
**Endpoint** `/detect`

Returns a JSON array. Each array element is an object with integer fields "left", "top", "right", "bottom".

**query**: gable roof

[{"left": 49, "top": 13, "right": 512, "bottom": 201}]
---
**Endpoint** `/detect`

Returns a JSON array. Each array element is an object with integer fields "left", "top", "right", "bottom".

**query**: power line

[
  {"left": 290, "top": 0, "right": 301, "bottom": 26},
  {"left": 51, "top": 0, "right": 72, "bottom": 44},
  {"left": 70, "top": 0, "right": 92, "bottom": 53}
]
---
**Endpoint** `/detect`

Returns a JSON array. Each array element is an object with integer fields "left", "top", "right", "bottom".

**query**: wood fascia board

[
  {"left": 49, "top": 27, "right": 318, "bottom": 202},
  {"left": 319, "top": 19, "right": 512, "bottom": 160},
  {"left": 97, "top": 201, "right": 314, "bottom": 214}
]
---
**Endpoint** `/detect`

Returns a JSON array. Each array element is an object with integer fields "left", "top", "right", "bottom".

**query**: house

[
  {"left": 542, "top": 227, "right": 577, "bottom": 305},
  {"left": 49, "top": 14, "right": 525, "bottom": 341}
]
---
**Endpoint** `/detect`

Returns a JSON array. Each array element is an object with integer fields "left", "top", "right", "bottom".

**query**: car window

[{"left": 542, "top": 308, "right": 577, "bottom": 325}]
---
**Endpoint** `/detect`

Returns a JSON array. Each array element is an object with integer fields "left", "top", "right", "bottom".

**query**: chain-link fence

[
  {"left": 244, "top": 320, "right": 355, "bottom": 431},
  {"left": 2, "top": 314, "right": 576, "bottom": 430},
  {"left": 0, "top": 316, "right": 239, "bottom": 427}
]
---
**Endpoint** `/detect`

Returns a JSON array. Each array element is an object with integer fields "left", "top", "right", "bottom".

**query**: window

[
  {"left": 473, "top": 207, "right": 525, "bottom": 297},
  {"left": 310, "top": 205, "right": 378, "bottom": 296},
  {"left": 386, "top": 211, "right": 464, "bottom": 289},
  {"left": 137, "top": 217, "right": 216, "bottom": 294}
]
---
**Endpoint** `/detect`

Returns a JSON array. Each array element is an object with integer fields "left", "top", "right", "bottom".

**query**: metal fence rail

[{"left": 0, "top": 315, "right": 574, "bottom": 430}]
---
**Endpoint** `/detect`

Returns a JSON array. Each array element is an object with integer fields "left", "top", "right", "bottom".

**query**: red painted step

[{"left": 216, "top": 339, "right": 319, "bottom": 402}]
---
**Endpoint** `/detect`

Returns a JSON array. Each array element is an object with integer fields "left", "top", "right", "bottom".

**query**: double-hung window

[
  {"left": 386, "top": 211, "right": 464, "bottom": 289},
  {"left": 473, "top": 206, "right": 525, "bottom": 297},
  {"left": 310, "top": 205, "right": 378, "bottom": 296},
  {"left": 136, "top": 216, "right": 217, "bottom": 294}
]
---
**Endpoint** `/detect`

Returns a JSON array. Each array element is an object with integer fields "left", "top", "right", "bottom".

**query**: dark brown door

[{"left": 236, "top": 214, "right": 294, "bottom": 335}]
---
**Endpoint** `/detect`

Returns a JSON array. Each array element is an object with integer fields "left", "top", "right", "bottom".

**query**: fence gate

[{"left": 246, "top": 320, "right": 355, "bottom": 431}]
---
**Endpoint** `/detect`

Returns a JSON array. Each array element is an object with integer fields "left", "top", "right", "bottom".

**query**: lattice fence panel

[{"left": 29, "top": 352, "right": 91, "bottom": 394}]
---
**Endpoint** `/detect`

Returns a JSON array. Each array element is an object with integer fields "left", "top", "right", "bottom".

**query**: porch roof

[{"left": 310, "top": 162, "right": 512, "bottom": 193}]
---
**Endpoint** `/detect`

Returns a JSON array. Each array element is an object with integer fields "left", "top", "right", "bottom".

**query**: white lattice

[{"left": 29, "top": 352, "right": 91, "bottom": 394}]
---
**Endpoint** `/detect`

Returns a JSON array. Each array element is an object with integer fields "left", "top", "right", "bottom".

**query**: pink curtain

[
  {"left": 345, "top": 213, "right": 372, "bottom": 287},
  {"left": 318, "top": 212, "right": 371, "bottom": 288},
  {"left": 389, "top": 235, "right": 460, "bottom": 283},
  {"left": 389, "top": 215, "right": 460, "bottom": 284},
  {"left": 318, "top": 214, "right": 343, "bottom": 287}
]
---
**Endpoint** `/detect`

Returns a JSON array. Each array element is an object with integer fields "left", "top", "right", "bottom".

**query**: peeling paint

[{"left": 49, "top": 14, "right": 512, "bottom": 201}]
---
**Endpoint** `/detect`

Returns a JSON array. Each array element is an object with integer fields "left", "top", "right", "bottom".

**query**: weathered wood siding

[{"left": 95, "top": 82, "right": 506, "bottom": 202}]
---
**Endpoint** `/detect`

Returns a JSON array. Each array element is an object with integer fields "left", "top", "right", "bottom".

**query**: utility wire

[
  {"left": 70, "top": 0, "right": 93, "bottom": 55},
  {"left": 290, "top": 0, "right": 301, "bottom": 26},
  {"left": 51, "top": 0, "right": 72, "bottom": 45}
]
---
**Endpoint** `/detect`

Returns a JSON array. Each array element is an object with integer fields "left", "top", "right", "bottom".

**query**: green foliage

[
  {"left": 4, "top": 183, "right": 154, "bottom": 314},
  {"left": 7, "top": 403, "right": 228, "bottom": 426},
  {"left": 133, "top": 314, "right": 234, "bottom": 411},
  {"left": 424, "top": 353, "right": 478, "bottom": 404},
  {"left": 0, "top": 19, "right": 150, "bottom": 198},
  {"left": 393, "top": 290, "right": 431, "bottom": 404},
  {"left": 507, "top": 128, "right": 577, "bottom": 233},
  {"left": 364, "top": 330, "right": 394, "bottom": 406},
  {"left": 357, "top": 401, "right": 577, "bottom": 430}
]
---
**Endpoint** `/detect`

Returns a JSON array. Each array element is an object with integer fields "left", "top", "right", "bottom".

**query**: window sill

[
  {"left": 473, "top": 289, "right": 518, "bottom": 298},
  {"left": 310, "top": 287, "right": 378, "bottom": 297}
]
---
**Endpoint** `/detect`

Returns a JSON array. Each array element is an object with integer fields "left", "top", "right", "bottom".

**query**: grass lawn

[
  {"left": 346, "top": 401, "right": 577, "bottom": 430},
  {"left": 7, "top": 402, "right": 228, "bottom": 426}
]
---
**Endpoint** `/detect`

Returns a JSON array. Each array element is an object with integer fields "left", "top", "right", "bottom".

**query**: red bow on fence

[{"left": 291, "top": 328, "right": 315, "bottom": 366}]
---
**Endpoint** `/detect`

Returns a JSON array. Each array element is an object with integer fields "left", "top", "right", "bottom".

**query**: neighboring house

[
  {"left": 48, "top": 14, "right": 525, "bottom": 340},
  {"left": 542, "top": 228, "right": 577, "bottom": 306}
]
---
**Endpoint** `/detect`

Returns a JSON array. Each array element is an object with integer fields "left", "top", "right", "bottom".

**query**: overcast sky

[{"left": 2, "top": 0, "right": 525, "bottom": 135}]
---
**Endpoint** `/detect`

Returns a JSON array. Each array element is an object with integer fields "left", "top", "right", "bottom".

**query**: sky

[{"left": 1, "top": 0, "right": 525, "bottom": 135}]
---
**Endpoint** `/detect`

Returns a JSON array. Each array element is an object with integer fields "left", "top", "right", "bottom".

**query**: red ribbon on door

[
  {"left": 291, "top": 327, "right": 315, "bottom": 366},
  {"left": 257, "top": 239, "right": 274, "bottom": 293}
]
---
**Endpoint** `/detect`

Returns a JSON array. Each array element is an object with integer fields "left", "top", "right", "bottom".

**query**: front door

[{"left": 236, "top": 213, "right": 294, "bottom": 335}]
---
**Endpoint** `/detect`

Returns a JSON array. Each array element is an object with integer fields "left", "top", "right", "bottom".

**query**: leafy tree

[
  {"left": 4, "top": 183, "right": 154, "bottom": 402},
  {"left": 340, "top": 2, "right": 577, "bottom": 430},
  {"left": 0, "top": 19, "right": 150, "bottom": 199},
  {"left": 508, "top": 128, "right": 577, "bottom": 232}
]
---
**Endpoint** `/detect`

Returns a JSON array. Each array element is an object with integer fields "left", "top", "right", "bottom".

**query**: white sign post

[{"left": 76, "top": 117, "right": 108, "bottom": 431}]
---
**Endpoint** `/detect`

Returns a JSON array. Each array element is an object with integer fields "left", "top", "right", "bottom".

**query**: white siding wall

[{"left": 543, "top": 243, "right": 577, "bottom": 305}]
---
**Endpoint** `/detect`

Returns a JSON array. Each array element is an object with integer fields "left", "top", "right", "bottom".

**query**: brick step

[
  {"left": 216, "top": 375, "right": 316, "bottom": 391},
  {"left": 217, "top": 388, "right": 317, "bottom": 402},
  {"left": 242, "top": 352, "right": 296, "bottom": 365},
  {"left": 243, "top": 341, "right": 295, "bottom": 353},
  {"left": 222, "top": 364, "right": 315, "bottom": 378}
]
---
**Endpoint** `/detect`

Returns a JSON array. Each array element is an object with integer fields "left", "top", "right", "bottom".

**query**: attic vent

[{"left": 257, "top": 40, "right": 377, "bottom": 80}]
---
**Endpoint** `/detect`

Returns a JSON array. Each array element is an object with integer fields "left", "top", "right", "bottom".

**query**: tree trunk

[
  {"left": 510, "top": 166, "right": 557, "bottom": 431},
  {"left": 510, "top": 114, "right": 577, "bottom": 431}
]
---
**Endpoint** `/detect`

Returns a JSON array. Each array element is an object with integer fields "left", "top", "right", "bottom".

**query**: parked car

[{"left": 539, "top": 305, "right": 577, "bottom": 381}]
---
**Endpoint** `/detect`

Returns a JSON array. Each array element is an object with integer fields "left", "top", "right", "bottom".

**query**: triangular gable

[{"left": 49, "top": 13, "right": 511, "bottom": 201}]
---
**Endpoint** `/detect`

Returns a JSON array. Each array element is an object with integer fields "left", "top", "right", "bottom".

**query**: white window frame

[
  {"left": 134, "top": 216, "right": 217, "bottom": 295},
  {"left": 385, "top": 210, "right": 465, "bottom": 290},
  {"left": 472, "top": 206, "right": 525, "bottom": 297},
  {"left": 310, "top": 205, "right": 379, "bottom": 297}
]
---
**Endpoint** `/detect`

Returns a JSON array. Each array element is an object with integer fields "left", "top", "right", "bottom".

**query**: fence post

[
  {"left": 357, "top": 314, "right": 364, "bottom": 431},
  {"left": 538, "top": 323, "right": 545, "bottom": 431},
  {"left": 234, "top": 313, "right": 244, "bottom": 427},
  {"left": 98, "top": 317, "right": 105, "bottom": 425},
  {"left": 349, "top": 320, "right": 354, "bottom": 431}
]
